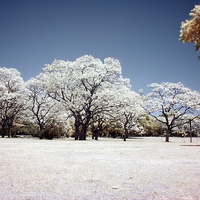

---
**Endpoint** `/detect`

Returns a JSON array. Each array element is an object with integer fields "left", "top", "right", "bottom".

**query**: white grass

[{"left": 0, "top": 137, "right": 200, "bottom": 200}]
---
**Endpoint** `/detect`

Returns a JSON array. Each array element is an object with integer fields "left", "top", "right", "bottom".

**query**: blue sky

[{"left": 1, "top": 0, "right": 200, "bottom": 93}]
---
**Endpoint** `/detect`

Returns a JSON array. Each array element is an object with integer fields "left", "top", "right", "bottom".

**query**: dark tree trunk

[
  {"left": 75, "top": 135, "right": 78, "bottom": 140},
  {"left": 92, "top": 128, "right": 95, "bottom": 139},
  {"left": 74, "top": 117, "right": 81, "bottom": 140},
  {"left": 165, "top": 132, "right": 169, "bottom": 142},
  {"left": 74, "top": 129, "right": 79, "bottom": 140},
  {"left": 124, "top": 123, "right": 128, "bottom": 141},
  {"left": 189, "top": 119, "right": 192, "bottom": 143},
  {"left": 79, "top": 113, "right": 90, "bottom": 140},
  {"left": 80, "top": 125, "right": 87, "bottom": 140},
  {"left": 166, "top": 126, "right": 171, "bottom": 142},
  {"left": 1, "top": 125, "right": 6, "bottom": 138},
  {"left": 124, "top": 131, "right": 127, "bottom": 141},
  {"left": 95, "top": 129, "right": 100, "bottom": 140},
  {"left": 7, "top": 127, "right": 11, "bottom": 138}
]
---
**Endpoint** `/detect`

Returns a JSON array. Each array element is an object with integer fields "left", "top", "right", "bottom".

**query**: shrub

[{"left": 39, "top": 126, "right": 67, "bottom": 140}]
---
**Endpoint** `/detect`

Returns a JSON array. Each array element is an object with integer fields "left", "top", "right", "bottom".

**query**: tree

[
  {"left": 90, "top": 112, "right": 111, "bottom": 140},
  {"left": 180, "top": 5, "right": 200, "bottom": 54},
  {"left": 110, "top": 87, "right": 144, "bottom": 141},
  {"left": 39, "top": 55, "right": 132, "bottom": 140},
  {"left": 0, "top": 67, "right": 27, "bottom": 137},
  {"left": 144, "top": 82, "right": 200, "bottom": 142},
  {"left": 26, "top": 77, "right": 58, "bottom": 138}
]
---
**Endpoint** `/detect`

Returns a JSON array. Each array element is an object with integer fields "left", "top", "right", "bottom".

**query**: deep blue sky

[{"left": 1, "top": 0, "right": 200, "bottom": 93}]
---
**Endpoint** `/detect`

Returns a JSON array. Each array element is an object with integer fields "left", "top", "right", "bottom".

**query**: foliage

[
  {"left": 25, "top": 77, "right": 58, "bottom": 132},
  {"left": 180, "top": 5, "right": 200, "bottom": 52},
  {"left": 1, "top": 56, "right": 200, "bottom": 141},
  {"left": 138, "top": 115, "right": 162, "bottom": 136},
  {"left": 110, "top": 87, "right": 144, "bottom": 140},
  {"left": 38, "top": 55, "right": 139, "bottom": 140},
  {"left": 0, "top": 67, "right": 27, "bottom": 137},
  {"left": 143, "top": 82, "right": 200, "bottom": 142}
]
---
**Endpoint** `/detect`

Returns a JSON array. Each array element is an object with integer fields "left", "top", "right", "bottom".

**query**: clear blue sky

[{"left": 1, "top": 0, "right": 200, "bottom": 93}]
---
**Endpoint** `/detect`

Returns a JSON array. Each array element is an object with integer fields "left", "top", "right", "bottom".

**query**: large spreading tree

[{"left": 39, "top": 55, "right": 134, "bottom": 140}]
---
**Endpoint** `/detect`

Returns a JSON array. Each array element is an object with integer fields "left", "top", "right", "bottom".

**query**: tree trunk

[
  {"left": 189, "top": 119, "right": 192, "bottom": 143},
  {"left": 92, "top": 128, "right": 95, "bottom": 139},
  {"left": 79, "top": 114, "right": 90, "bottom": 140},
  {"left": 1, "top": 125, "right": 5, "bottom": 138},
  {"left": 74, "top": 129, "right": 79, "bottom": 140},
  {"left": 79, "top": 124, "right": 87, "bottom": 140},
  {"left": 7, "top": 126, "right": 11, "bottom": 138},
  {"left": 83, "top": 127, "right": 87, "bottom": 140},
  {"left": 124, "top": 124, "right": 128, "bottom": 141},
  {"left": 95, "top": 129, "right": 100, "bottom": 140},
  {"left": 74, "top": 118, "right": 81, "bottom": 140},
  {"left": 166, "top": 126, "right": 171, "bottom": 142}
]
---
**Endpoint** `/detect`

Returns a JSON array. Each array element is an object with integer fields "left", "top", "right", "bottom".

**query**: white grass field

[{"left": 0, "top": 136, "right": 200, "bottom": 200}]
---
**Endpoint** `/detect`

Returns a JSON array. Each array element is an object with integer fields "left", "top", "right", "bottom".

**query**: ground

[{"left": 0, "top": 136, "right": 200, "bottom": 200}]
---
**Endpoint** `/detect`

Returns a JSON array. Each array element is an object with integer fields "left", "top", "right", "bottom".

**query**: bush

[
  {"left": 39, "top": 129, "right": 54, "bottom": 140},
  {"left": 39, "top": 126, "right": 67, "bottom": 140}
]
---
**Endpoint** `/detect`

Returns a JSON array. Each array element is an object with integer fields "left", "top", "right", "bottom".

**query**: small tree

[{"left": 113, "top": 88, "right": 144, "bottom": 141}]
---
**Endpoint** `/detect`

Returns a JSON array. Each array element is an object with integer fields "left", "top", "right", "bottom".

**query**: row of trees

[{"left": 1, "top": 55, "right": 200, "bottom": 142}]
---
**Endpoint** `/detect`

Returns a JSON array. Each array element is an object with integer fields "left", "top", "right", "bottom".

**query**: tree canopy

[
  {"left": 38, "top": 55, "right": 141, "bottom": 140},
  {"left": 180, "top": 5, "right": 200, "bottom": 52}
]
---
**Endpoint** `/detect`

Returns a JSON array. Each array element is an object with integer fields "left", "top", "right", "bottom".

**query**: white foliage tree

[
  {"left": 26, "top": 77, "right": 59, "bottom": 137},
  {"left": 0, "top": 67, "right": 27, "bottom": 137},
  {"left": 39, "top": 55, "right": 132, "bottom": 140},
  {"left": 144, "top": 82, "right": 200, "bottom": 142},
  {"left": 108, "top": 87, "right": 144, "bottom": 141}
]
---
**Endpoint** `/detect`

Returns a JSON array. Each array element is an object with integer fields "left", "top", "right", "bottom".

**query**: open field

[{"left": 0, "top": 136, "right": 200, "bottom": 200}]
